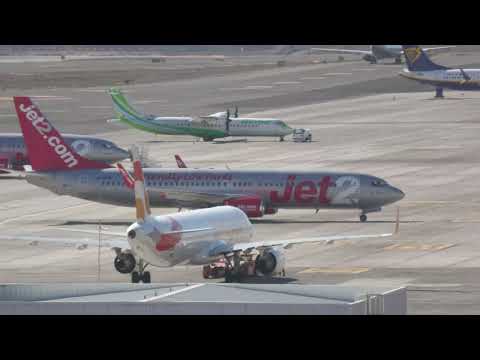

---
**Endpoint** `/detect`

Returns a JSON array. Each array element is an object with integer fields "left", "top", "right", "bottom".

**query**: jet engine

[
  {"left": 255, "top": 249, "right": 286, "bottom": 276},
  {"left": 224, "top": 197, "right": 265, "bottom": 218},
  {"left": 363, "top": 54, "right": 377, "bottom": 64},
  {"left": 114, "top": 252, "right": 136, "bottom": 274},
  {"left": 264, "top": 207, "right": 278, "bottom": 215}
]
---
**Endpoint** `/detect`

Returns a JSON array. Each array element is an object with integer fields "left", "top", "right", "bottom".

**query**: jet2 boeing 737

[
  {"left": 14, "top": 96, "right": 404, "bottom": 222},
  {"left": 0, "top": 133, "right": 129, "bottom": 173},
  {"left": 108, "top": 88, "right": 294, "bottom": 142},
  {"left": 400, "top": 45, "right": 480, "bottom": 98},
  {"left": 5, "top": 145, "right": 398, "bottom": 283}
]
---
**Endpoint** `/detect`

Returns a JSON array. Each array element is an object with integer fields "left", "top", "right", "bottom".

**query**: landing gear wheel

[
  {"left": 225, "top": 271, "right": 237, "bottom": 283},
  {"left": 280, "top": 136, "right": 285, "bottom": 142},
  {"left": 360, "top": 214, "right": 367, "bottom": 223},
  {"left": 142, "top": 271, "right": 151, "bottom": 284},
  {"left": 132, "top": 271, "right": 140, "bottom": 283}
]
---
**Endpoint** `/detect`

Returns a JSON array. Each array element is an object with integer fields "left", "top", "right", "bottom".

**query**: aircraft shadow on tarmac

[{"left": 250, "top": 219, "right": 422, "bottom": 225}]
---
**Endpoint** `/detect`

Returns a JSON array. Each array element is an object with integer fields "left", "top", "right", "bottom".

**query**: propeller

[
  {"left": 225, "top": 108, "right": 232, "bottom": 134},
  {"left": 460, "top": 68, "right": 471, "bottom": 84}
]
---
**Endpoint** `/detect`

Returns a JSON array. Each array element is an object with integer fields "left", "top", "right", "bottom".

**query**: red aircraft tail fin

[
  {"left": 13, "top": 97, "right": 110, "bottom": 172},
  {"left": 174, "top": 154, "right": 188, "bottom": 168}
]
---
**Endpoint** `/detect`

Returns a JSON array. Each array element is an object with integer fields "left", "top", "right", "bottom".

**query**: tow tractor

[
  {"left": 202, "top": 251, "right": 286, "bottom": 282},
  {"left": 292, "top": 128, "right": 312, "bottom": 143}
]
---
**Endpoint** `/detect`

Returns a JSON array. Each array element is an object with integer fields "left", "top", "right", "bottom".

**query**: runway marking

[
  {"left": 133, "top": 100, "right": 167, "bottom": 104},
  {"left": 0, "top": 203, "right": 94, "bottom": 226},
  {"left": 0, "top": 114, "right": 15, "bottom": 117},
  {"left": 301, "top": 77, "right": 326, "bottom": 80},
  {"left": 139, "top": 283, "right": 205, "bottom": 302},
  {"left": 322, "top": 72, "right": 353, "bottom": 76},
  {"left": 383, "top": 243, "right": 455, "bottom": 252},
  {"left": 31, "top": 96, "right": 72, "bottom": 101},
  {"left": 80, "top": 105, "right": 112, "bottom": 109},
  {"left": 352, "top": 68, "right": 377, "bottom": 71},
  {"left": 298, "top": 267, "right": 369, "bottom": 275},
  {"left": 244, "top": 85, "right": 274, "bottom": 90},
  {"left": 272, "top": 81, "right": 302, "bottom": 85}
]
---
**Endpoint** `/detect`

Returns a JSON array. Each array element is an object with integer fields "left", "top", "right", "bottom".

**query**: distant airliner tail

[
  {"left": 175, "top": 154, "right": 188, "bottom": 168},
  {"left": 108, "top": 88, "right": 147, "bottom": 122},
  {"left": 13, "top": 97, "right": 111, "bottom": 172},
  {"left": 130, "top": 145, "right": 152, "bottom": 222},
  {"left": 402, "top": 45, "right": 449, "bottom": 72}
]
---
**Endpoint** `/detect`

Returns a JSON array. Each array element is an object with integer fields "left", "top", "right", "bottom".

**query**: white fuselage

[
  {"left": 401, "top": 69, "right": 480, "bottom": 89},
  {"left": 126, "top": 206, "right": 254, "bottom": 267},
  {"left": 152, "top": 116, "right": 293, "bottom": 137}
]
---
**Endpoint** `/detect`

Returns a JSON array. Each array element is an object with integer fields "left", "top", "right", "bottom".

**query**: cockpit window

[{"left": 372, "top": 179, "right": 387, "bottom": 187}]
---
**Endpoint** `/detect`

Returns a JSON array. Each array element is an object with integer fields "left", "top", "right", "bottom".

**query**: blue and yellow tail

[{"left": 402, "top": 45, "right": 449, "bottom": 72}]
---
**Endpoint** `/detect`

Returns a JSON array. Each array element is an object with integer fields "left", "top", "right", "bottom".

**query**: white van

[{"left": 292, "top": 128, "right": 312, "bottom": 143}]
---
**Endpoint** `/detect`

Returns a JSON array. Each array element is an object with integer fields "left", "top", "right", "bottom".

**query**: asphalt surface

[{"left": 1, "top": 47, "right": 480, "bottom": 314}]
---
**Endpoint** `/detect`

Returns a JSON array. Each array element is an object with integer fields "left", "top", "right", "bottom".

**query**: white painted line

[
  {"left": 0, "top": 203, "right": 94, "bottom": 226},
  {"left": 273, "top": 81, "right": 302, "bottom": 85},
  {"left": 322, "top": 72, "right": 353, "bottom": 76},
  {"left": 80, "top": 105, "right": 112, "bottom": 109},
  {"left": 352, "top": 68, "right": 377, "bottom": 72},
  {"left": 244, "top": 85, "right": 273, "bottom": 90},
  {"left": 0, "top": 114, "right": 15, "bottom": 117},
  {"left": 301, "top": 77, "right": 326, "bottom": 80},
  {"left": 140, "top": 283, "right": 205, "bottom": 302},
  {"left": 133, "top": 100, "right": 167, "bottom": 104}
]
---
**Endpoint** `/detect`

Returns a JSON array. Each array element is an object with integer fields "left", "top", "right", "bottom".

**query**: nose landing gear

[{"left": 360, "top": 214, "right": 368, "bottom": 223}]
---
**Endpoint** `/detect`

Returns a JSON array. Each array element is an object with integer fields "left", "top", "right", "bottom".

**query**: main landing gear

[
  {"left": 435, "top": 88, "right": 444, "bottom": 99},
  {"left": 360, "top": 208, "right": 382, "bottom": 223},
  {"left": 131, "top": 259, "right": 151, "bottom": 283},
  {"left": 280, "top": 136, "right": 285, "bottom": 142}
]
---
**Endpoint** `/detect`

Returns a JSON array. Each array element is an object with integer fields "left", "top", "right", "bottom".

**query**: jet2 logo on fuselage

[{"left": 270, "top": 175, "right": 360, "bottom": 205}]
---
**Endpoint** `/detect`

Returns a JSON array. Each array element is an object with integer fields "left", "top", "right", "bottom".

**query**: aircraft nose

[
  {"left": 112, "top": 147, "right": 130, "bottom": 162},
  {"left": 390, "top": 186, "right": 405, "bottom": 203}
]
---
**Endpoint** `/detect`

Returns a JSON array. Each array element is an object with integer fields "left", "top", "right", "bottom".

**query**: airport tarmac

[{"left": 1, "top": 47, "right": 480, "bottom": 314}]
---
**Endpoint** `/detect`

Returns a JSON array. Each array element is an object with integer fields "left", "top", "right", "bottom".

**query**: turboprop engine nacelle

[{"left": 255, "top": 249, "right": 286, "bottom": 276}]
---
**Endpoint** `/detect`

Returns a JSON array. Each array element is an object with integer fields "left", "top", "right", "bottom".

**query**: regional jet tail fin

[
  {"left": 13, "top": 97, "right": 111, "bottom": 172},
  {"left": 108, "top": 88, "right": 147, "bottom": 122},
  {"left": 402, "top": 45, "right": 450, "bottom": 72},
  {"left": 130, "top": 145, "right": 152, "bottom": 222},
  {"left": 175, "top": 154, "right": 188, "bottom": 168}
]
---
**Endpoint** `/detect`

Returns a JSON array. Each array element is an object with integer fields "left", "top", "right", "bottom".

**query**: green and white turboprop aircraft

[{"left": 108, "top": 88, "right": 294, "bottom": 142}]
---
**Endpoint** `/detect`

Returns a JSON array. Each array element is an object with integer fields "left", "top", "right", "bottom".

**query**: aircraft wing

[
  {"left": 422, "top": 46, "right": 456, "bottom": 53},
  {"left": 310, "top": 48, "right": 371, "bottom": 55},
  {"left": 211, "top": 209, "right": 400, "bottom": 256},
  {"left": 160, "top": 190, "right": 252, "bottom": 208},
  {"left": 230, "top": 232, "right": 393, "bottom": 253},
  {"left": 0, "top": 234, "right": 129, "bottom": 250}
]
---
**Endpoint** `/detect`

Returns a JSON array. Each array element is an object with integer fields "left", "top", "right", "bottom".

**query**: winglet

[
  {"left": 174, "top": 154, "right": 188, "bottom": 168},
  {"left": 130, "top": 146, "right": 151, "bottom": 222}
]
